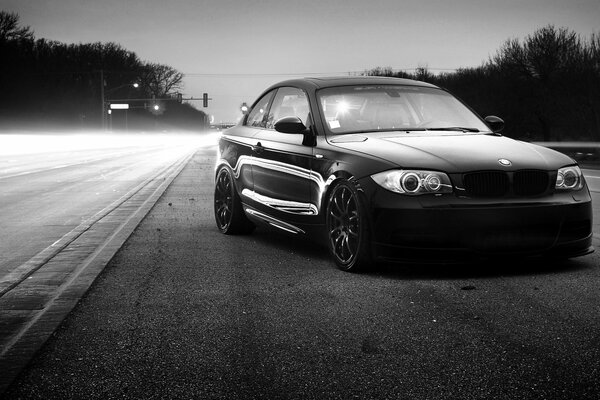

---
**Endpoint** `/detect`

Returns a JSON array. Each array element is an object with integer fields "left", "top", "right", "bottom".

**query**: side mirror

[
  {"left": 484, "top": 115, "right": 504, "bottom": 133},
  {"left": 274, "top": 116, "right": 307, "bottom": 134}
]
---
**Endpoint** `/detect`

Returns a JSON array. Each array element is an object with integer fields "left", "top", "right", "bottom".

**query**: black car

[{"left": 214, "top": 76, "right": 593, "bottom": 271}]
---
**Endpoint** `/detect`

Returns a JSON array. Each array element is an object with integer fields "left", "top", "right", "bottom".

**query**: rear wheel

[
  {"left": 326, "top": 181, "right": 372, "bottom": 271},
  {"left": 214, "top": 166, "right": 254, "bottom": 234}
]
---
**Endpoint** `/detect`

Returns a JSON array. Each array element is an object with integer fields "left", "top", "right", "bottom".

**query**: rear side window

[{"left": 246, "top": 90, "right": 275, "bottom": 128}]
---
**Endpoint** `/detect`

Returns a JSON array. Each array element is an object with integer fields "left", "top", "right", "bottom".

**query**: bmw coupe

[{"left": 214, "top": 77, "right": 593, "bottom": 271}]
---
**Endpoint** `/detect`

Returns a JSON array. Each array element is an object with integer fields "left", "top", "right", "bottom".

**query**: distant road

[{"left": 0, "top": 133, "right": 212, "bottom": 279}]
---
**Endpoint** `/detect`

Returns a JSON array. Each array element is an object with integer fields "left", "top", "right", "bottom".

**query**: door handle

[{"left": 252, "top": 142, "right": 264, "bottom": 154}]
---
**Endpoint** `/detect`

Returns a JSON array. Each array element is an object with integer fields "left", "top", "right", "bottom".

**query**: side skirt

[{"left": 244, "top": 207, "right": 306, "bottom": 235}]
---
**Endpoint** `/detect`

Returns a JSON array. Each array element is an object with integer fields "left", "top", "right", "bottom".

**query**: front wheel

[
  {"left": 214, "top": 166, "right": 254, "bottom": 234},
  {"left": 326, "top": 181, "right": 372, "bottom": 272}
]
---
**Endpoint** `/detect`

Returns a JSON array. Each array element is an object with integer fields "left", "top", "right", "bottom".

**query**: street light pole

[
  {"left": 100, "top": 69, "right": 105, "bottom": 129},
  {"left": 101, "top": 77, "right": 140, "bottom": 131}
]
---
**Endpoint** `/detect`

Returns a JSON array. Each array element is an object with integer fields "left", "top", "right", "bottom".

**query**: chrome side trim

[
  {"left": 242, "top": 189, "right": 318, "bottom": 215},
  {"left": 218, "top": 148, "right": 338, "bottom": 215},
  {"left": 244, "top": 208, "right": 305, "bottom": 234},
  {"left": 217, "top": 155, "right": 252, "bottom": 180}
]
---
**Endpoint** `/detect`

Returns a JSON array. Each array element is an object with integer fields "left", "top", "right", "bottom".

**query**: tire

[
  {"left": 326, "top": 180, "right": 373, "bottom": 272},
  {"left": 214, "top": 166, "right": 255, "bottom": 234}
]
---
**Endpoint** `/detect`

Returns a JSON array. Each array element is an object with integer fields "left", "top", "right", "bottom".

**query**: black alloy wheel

[
  {"left": 214, "top": 166, "right": 254, "bottom": 234},
  {"left": 326, "top": 181, "right": 372, "bottom": 271}
]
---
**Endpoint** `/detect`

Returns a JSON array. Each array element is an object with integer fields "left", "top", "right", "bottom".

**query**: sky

[{"left": 2, "top": 0, "right": 599, "bottom": 123}]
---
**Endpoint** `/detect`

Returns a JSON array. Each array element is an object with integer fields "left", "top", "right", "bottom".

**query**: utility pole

[{"left": 99, "top": 69, "right": 105, "bottom": 130}]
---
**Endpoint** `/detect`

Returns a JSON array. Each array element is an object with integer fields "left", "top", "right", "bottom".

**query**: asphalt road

[
  {"left": 0, "top": 133, "right": 205, "bottom": 277},
  {"left": 2, "top": 146, "right": 599, "bottom": 400},
  {"left": 0, "top": 133, "right": 209, "bottom": 392}
]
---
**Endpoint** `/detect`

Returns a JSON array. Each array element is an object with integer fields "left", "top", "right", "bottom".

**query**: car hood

[{"left": 328, "top": 132, "right": 575, "bottom": 173}]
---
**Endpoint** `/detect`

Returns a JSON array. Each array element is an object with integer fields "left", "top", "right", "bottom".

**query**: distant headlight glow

[
  {"left": 371, "top": 170, "right": 453, "bottom": 195},
  {"left": 556, "top": 166, "right": 584, "bottom": 191}
]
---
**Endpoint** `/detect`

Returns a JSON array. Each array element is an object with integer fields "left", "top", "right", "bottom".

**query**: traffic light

[{"left": 203, "top": 92, "right": 209, "bottom": 108}]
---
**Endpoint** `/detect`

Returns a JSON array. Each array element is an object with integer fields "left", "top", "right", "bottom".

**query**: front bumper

[{"left": 360, "top": 178, "right": 594, "bottom": 263}]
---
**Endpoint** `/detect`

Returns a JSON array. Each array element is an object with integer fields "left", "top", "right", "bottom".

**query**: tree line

[
  {"left": 0, "top": 11, "right": 207, "bottom": 131},
  {"left": 1, "top": 11, "right": 597, "bottom": 139},
  {"left": 365, "top": 25, "right": 600, "bottom": 142}
]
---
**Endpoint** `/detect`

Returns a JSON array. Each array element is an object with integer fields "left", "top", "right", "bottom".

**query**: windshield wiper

[
  {"left": 425, "top": 127, "right": 480, "bottom": 132},
  {"left": 345, "top": 128, "right": 428, "bottom": 134}
]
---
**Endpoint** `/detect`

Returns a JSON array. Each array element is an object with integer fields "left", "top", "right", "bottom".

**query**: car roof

[{"left": 264, "top": 76, "right": 439, "bottom": 92}]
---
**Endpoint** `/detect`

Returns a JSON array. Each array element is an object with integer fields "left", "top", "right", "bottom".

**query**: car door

[
  {"left": 218, "top": 89, "right": 275, "bottom": 203},
  {"left": 247, "top": 86, "right": 316, "bottom": 230}
]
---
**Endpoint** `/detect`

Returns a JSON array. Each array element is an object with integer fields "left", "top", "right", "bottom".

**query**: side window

[
  {"left": 265, "top": 87, "right": 310, "bottom": 130},
  {"left": 246, "top": 90, "right": 275, "bottom": 128}
]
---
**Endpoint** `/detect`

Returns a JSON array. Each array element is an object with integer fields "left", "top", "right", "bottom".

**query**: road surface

[
  {"left": 1, "top": 141, "right": 599, "bottom": 399},
  {"left": 0, "top": 133, "right": 208, "bottom": 278}
]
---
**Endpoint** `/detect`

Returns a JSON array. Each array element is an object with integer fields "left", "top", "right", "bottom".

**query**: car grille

[
  {"left": 513, "top": 170, "right": 550, "bottom": 196},
  {"left": 463, "top": 171, "right": 509, "bottom": 197},
  {"left": 463, "top": 170, "right": 550, "bottom": 197}
]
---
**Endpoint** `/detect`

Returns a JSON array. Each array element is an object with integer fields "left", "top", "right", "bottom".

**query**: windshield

[{"left": 317, "top": 85, "right": 490, "bottom": 135}]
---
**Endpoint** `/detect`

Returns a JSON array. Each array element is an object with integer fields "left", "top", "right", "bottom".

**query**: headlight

[
  {"left": 555, "top": 165, "right": 584, "bottom": 191},
  {"left": 371, "top": 170, "right": 453, "bottom": 195}
]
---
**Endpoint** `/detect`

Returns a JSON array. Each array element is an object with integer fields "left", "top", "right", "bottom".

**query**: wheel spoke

[
  {"left": 329, "top": 225, "right": 341, "bottom": 237},
  {"left": 334, "top": 234, "right": 345, "bottom": 256},
  {"left": 339, "top": 235, "right": 347, "bottom": 260},
  {"left": 329, "top": 209, "right": 343, "bottom": 222},
  {"left": 339, "top": 187, "right": 348, "bottom": 214},
  {"left": 216, "top": 203, "right": 228, "bottom": 216},
  {"left": 218, "top": 205, "right": 230, "bottom": 223},
  {"left": 344, "top": 191, "right": 353, "bottom": 213},
  {"left": 333, "top": 194, "right": 344, "bottom": 216},
  {"left": 348, "top": 212, "right": 359, "bottom": 235},
  {"left": 342, "top": 235, "right": 352, "bottom": 261}
]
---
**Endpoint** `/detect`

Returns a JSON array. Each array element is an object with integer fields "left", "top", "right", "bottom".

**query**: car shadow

[
  {"left": 240, "top": 227, "right": 595, "bottom": 280},
  {"left": 245, "top": 228, "right": 331, "bottom": 262},
  {"left": 368, "top": 255, "right": 594, "bottom": 281}
]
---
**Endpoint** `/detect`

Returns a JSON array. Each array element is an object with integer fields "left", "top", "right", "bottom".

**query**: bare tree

[
  {"left": 141, "top": 63, "right": 184, "bottom": 98},
  {"left": 489, "top": 25, "right": 589, "bottom": 140},
  {"left": 0, "top": 11, "right": 34, "bottom": 42},
  {"left": 414, "top": 65, "right": 434, "bottom": 82},
  {"left": 590, "top": 32, "right": 600, "bottom": 73},
  {"left": 491, "top": 26, "right": 584, "bottom": 80}
]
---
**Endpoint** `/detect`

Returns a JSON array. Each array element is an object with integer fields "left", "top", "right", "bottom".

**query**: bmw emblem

[{"left": 498, "top": 159, "right": 512, "bottom": 166}]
